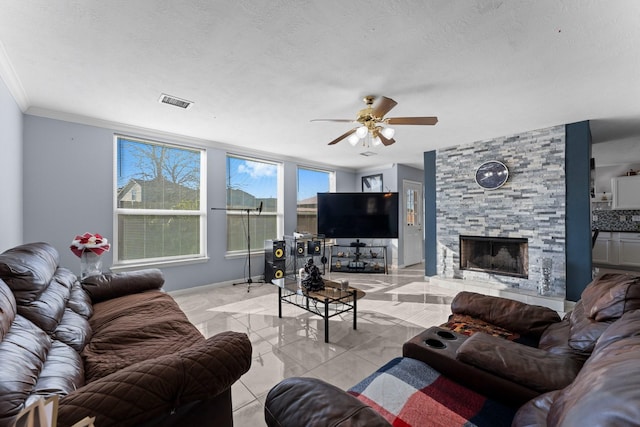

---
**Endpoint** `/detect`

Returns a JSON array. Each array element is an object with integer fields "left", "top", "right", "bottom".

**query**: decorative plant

[{"left": 70, "top": 232, "right": 111, "bottom": 257}]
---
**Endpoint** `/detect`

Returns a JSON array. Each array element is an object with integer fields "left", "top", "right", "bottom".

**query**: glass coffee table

[{"left": 272, "top": 278, "right": 365, "bottom": 343}]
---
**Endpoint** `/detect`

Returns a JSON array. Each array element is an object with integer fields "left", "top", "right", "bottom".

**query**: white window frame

[
  {"left": 113, "top": 135, "right": 207, "bottom": 268},
  {"left": 225, "top": 154, "right": 283, "bottom": 255},
  {"left": 296, "top": 166, "right": 335, "bottom": 234}
]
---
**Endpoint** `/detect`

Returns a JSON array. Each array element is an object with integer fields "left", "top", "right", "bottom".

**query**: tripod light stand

[{"left": 212, "top": 202, "right": 264, "bottom": 292}]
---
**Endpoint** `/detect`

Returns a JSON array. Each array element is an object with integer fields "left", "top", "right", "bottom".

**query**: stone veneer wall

[{"left": 436, "top": 125, "right": 566, "bottom": 297}]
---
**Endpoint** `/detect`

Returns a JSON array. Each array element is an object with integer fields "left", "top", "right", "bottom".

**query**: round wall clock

[{"left": 475, "top": 160, "right": 509, "bottom": 190}]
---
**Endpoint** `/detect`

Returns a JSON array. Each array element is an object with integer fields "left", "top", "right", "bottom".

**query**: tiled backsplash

[{"left": 593, "top": 209, "right": 640, "bottom": 232}]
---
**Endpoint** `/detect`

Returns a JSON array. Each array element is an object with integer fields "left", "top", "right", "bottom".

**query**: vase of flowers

[{"left": 70, "top": 233, "right": 111, "bottom": 280}]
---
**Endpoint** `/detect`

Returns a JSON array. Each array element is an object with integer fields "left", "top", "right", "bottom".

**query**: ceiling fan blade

[
  {"left": 371, "top": 96, "right": 398, "bottom": 118},
  {"left": 378, "top": 133, "right": 396, "bottom": 146},
  {"left": 311, "top": 119, "right": 355, "bottom": 123},
  {"left": 328, "top": 128, "right": 357, "bottom": 145},
  {"left": 386, "top": 116, "right": 438, "bottom": 125}
]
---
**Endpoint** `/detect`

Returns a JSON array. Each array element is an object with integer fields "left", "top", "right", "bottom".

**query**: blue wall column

[
  {"left": 565, "top": 121, "right": 593, "bottom": 301},
  {"left": 424, "top": 150, "right": 437, "bottom": 276}
]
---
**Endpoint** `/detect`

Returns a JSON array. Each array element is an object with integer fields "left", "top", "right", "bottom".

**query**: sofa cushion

[
  {"left": 456, "top": 333, "right": 581, "bottom": 393},
  {"left": 449, "top": 291, "right": 561, "bottom": 338},
  {"left": 67, "top": 279, "right": 93, "bottom": 319},
  {"left": 0, "top": 280, "right": 16, "bottom": 341},
  {"left": 0, "top": 242, "right": 59, "bottom": 305},
  {"left": 25, "top": 340, "right": 85, "bottom": 408},
  {"left": 538, "top": 320, "right": 570, "bottom": 354},
  {"left": 266, "top": 377, "right": 390, "bottom": 427},
  {"left": 546, "top": 310, "right": 640, "bottom": 426},
  {"left": 593, "top": 308, "right": 640, "bottom": 353},
  {"left": 538, "top": 320, "right": 591, "bottom": 366},
  {"left": 53, "top": 308, "right": 92, "bottom": 352},
  {"left": 59, "top": 331, "right": 252, "bottom": 427},
  {"left": 18, "top": 270, "right": 70, "bottom": 333},
  {"left": 512, "top": 391, "right": 558, "bottom": 427},
  {"left": 0, "top": 315, "right": 51, "bottom": 425},
  {"left": 82, "top": 290, "right": 204, "bottom": 382},
  {"left": 581, "top": 273, "right": 640, "bottom": 321},
  {"left": 567, "top": 301, "right": 612, "bottom": 356},
  {"left": 81, "top": 269, "right": 164, "bottom": 303}
]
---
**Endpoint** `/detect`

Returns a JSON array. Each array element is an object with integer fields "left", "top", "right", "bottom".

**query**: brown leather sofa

[
  {"left": 0, "top": 242, "right": 252, "bottom": 427},
  {"left": 264, "top": 272, "right": 640, "bottom": 426}
]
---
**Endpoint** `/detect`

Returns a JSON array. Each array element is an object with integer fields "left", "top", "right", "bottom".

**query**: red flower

[{"left": 70, "top": 232, "right": 111, "bottom": 258}]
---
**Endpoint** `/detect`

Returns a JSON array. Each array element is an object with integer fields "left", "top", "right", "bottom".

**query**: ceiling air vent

[
  {"left": 360, "top": 151, "right": 378, "bottom": 157},
  {"left": 158, "top": 93, "right": 193, "bottom": 109}
]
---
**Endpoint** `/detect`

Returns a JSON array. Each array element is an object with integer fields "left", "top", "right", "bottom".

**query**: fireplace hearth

[{"left": 459, "top": 235, "right": 528, "bottom": 278}]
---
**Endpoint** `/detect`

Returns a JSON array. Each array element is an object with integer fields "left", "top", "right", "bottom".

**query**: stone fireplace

[
  {"left": 435, "top": 124, "right": 567, "bottom": 297},
  {"left": 459, "top": 236, "right": 528, "bottom": 278}
]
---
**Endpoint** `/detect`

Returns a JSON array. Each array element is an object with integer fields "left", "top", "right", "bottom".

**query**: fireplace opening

[{"left": 459, "top": 235, "right": 528, "bottom": 278}]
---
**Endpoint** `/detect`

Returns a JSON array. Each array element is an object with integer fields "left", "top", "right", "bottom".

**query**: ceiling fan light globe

[
  {"left": 373, "top": 136, "right": 382, "bottom": 146},
  {"left": 355, "top": 126, "right": 368, "bottom": 138},
  {"left": 348, "top": 134, "right": 360, "bottom": 146},
  {"left": 381, "top": 127, "right": 395, "bottom": 139}
]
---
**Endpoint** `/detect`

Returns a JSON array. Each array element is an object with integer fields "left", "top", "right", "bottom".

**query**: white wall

[
  {"left": 22, "top": 114, "right": 357, "bottom": 291},
  {"left": 592, "top": 139, "right": 640, "bottom": 195},
  {"left": 0, "top": 76, "right": 23, "bottom": 250},
  {"left": 594, "top": 163, "right": 640, "bottom": 195}
]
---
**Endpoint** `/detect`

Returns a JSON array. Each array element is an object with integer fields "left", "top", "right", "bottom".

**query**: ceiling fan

[{"left": 312, "top": 95, "right": 438, "bottom": 147}]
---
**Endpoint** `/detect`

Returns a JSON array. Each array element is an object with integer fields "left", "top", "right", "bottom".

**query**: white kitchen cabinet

[
  {"left": 593, "top": 232, "right": 640, "bottom": 267},
  {"left": 611, "top": 176, "right": 640, "bottom": 209},
  {"left": 592, "top": 231, "right": 615, "bottom": 264},
  {"left": 619, "top": 233, "right": 640, "bottom": 267}
]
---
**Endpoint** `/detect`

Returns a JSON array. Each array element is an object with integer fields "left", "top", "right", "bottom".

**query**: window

[
  {"left": 226, "top": 155, "right": 279, "bottom": 252},
  {"left": 297, "top": 167, "right": 332, "bottom": 234},
  {"left": 115, "top": 136, "right": 205, "bottom": 264}
]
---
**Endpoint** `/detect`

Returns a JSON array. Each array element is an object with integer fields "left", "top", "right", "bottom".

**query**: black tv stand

[{"left": 330, "top": 244, "right": 387, "bottom": 274}]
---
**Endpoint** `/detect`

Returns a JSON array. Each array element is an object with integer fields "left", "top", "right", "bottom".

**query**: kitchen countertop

[{"left": 593, "top": 229, "right": 640, "bottom": 233}]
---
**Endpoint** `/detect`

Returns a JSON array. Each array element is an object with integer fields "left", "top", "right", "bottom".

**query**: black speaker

[
  {"left": 272, "top": 240, "right": 285, "bottom": 260},
  {"left": 265, "top": 240, "right": 286, "bottom": 262},
  {"left": 307, "top": 240, "right": 321, "bottom": 255},
  {"left": 296, "top": 241, "right": 306, "bottom": 257},
  {"left": 264, "top": 260, "right": 285, "bottom": 282}
]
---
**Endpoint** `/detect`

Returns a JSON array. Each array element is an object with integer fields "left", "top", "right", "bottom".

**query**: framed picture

[{"left": 362, "top": 174, "right": 383, "bottom": 192}]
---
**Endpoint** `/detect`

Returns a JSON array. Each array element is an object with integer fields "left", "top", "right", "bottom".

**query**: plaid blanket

[{"left": 348, "top": 357, "right": 516, "bottom": 427}]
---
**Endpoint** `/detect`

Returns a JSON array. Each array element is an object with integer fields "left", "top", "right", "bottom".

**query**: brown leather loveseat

[
  {"left": 264, "top": 272, "right": 640, "bottom": 426},
  {"left": 0, "top": 242, "right": 252, "bottom": 427}
]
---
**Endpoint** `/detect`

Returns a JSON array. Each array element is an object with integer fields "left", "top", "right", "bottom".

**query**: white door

[{"left": 403, "top": 180, "right": 423, "bottom": 266}]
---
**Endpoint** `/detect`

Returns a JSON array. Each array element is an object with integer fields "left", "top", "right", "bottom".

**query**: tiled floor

[{"left": 170, "top": 263, "right": 459, "bottom": 427}]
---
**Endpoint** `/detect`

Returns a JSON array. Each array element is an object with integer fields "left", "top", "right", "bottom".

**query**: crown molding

[{"left": 0, "top": 40, "right": 29, "bottom": 111}]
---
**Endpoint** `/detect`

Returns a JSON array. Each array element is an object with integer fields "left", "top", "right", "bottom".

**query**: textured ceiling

[{"left": 1, "top": 1, "right": 639, "bottom": 171}]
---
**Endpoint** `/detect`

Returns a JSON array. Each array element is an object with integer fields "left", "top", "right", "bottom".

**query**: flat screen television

[{"left": 317, "top": 192, "right": 399, "bottom": 239}]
